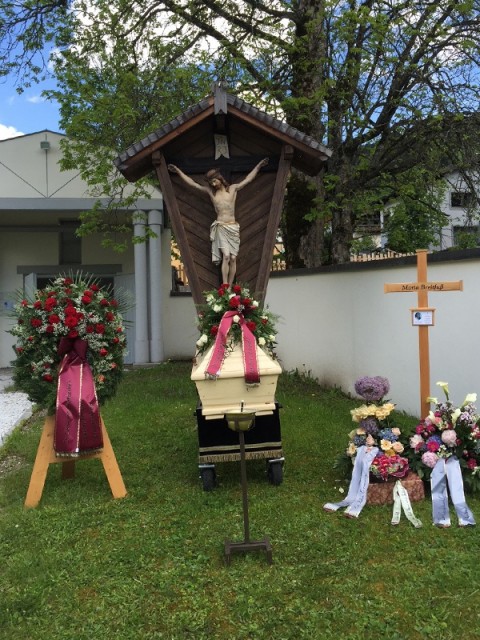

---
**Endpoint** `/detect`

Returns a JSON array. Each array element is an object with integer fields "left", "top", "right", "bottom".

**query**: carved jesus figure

[{"left": 168, "top": 158, "right": 269, "bottom": 286}]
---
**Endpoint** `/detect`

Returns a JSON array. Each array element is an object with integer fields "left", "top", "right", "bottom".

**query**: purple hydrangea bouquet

[
  {"left": 354, "top": 376, "right": 390, "bottom": 403},
  {"left": 335, "top": 376, "right": 409, "bottom": 481}
]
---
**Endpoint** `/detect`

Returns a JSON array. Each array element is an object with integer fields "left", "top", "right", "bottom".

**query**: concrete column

[
  {"left": 133, "top": 211, "right": 149, "bottom": 364},
  {"left": 148, "top": 209, "right": 164, "bottom": 362}
]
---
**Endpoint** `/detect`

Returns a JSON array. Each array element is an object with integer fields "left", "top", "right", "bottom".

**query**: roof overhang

[{"left": 115, "top": 92, "right": 332, "bottom": 182}]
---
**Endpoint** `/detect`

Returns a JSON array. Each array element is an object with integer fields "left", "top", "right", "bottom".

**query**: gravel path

[{"left": 0, "top": 369, "right": 34, "bottom": 446}]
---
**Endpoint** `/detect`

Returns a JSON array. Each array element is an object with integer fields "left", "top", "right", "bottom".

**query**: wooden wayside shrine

[
  {"left": 115, "top": 83, "right": 331, "bottom": 305},
  {"left": 24, "top": 415, "right": 127, "bottom": 508},
  {"left": 115, "top": 85, "right": 332, "bottom": 562}
]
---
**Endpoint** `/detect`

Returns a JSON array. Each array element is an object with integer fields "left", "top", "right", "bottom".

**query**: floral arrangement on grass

[
  {"left": 406, "top": 381, "right": 480, "bottom": 492},
  {"left": 335, "top": 376, "right": 409, "bottom": 481},
  {"left": 195, "top": 283, "right": 278, "bottom": 356},
  {"left": 9, "top": 275, "right": 128, "bottom": 411}
]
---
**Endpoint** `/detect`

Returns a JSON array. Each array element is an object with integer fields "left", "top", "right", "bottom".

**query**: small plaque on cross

[{"left": 411, "top": 308, "right": 435, "bottom": 326}]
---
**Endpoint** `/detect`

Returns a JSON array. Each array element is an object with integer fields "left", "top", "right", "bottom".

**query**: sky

[{"left": 0, "top": 76, "right": 63, "bottom": 141}]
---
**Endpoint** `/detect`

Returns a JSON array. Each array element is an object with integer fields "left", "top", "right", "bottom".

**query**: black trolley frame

[{"left": 195, "top": 403, "right": 284, "bottom": 490}]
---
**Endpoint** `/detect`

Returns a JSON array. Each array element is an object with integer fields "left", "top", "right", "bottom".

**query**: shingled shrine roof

[{"left": 114, "top": 90, "right": 331, "bottom": 182}]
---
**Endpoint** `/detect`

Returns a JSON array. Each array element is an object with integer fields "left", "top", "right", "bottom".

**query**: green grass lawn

[{"left": 1, "top": 363, "right": 479, "bottom": 640}]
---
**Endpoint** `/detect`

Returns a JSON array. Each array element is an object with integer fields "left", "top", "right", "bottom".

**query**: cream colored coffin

[{"left": 191, "top": 342, "right": 282, "bottom": 419}]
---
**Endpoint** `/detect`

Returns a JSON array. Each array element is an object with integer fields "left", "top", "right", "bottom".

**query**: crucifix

[
  {"left": 384, "top": 249, "right": 463, "bottom": 418},
  {"left": 167, "top": 156, "right": 270, "bottom": 286}
]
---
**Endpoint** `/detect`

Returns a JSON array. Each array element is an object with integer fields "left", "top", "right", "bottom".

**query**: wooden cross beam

[{"left": 384, "top": 249, "right": 463, "bottom": 418}]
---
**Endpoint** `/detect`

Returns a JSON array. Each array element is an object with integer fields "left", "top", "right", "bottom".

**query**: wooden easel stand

[{"left": 24, "top": 415, "right": 127, "bottom": 508}]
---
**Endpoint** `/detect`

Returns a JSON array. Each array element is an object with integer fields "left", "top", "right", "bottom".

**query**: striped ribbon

[{"left": 391, "top": 480, "right": 423, "bottom": 528}]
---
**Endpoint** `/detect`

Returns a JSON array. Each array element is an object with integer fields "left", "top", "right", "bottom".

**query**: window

[
  {"left": 450, "top": 191, "right": 475, "bottom": 208},
  {"left": 355, "top": 212, "right": 381, "bottom": 232},
  {"left": 59, "top": 221, "right": 81, "bottom": 264}
]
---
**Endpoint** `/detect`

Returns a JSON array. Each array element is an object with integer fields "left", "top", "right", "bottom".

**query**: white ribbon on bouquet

[
  {"left": 391, "top": 480, "right": 423, "bottom": 528},
  {"left": 323, "top": 445, "right": 379, "bottom": 518},
  {"left": 324, "top": 445, "right": 422, "bottom": 526},
  {"left": 431, "top": 456, "right": 476, "bottom": 527}
]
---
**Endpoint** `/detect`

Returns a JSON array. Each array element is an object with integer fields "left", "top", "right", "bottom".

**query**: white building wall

[
  {"left": 0, "top": 230, "right": 135, "bottom": 368},
  {"left": 380, "top": 170, "right": 479, "bottom": 251},
  {"left": 0, "top": 130, "right": 163, "bottom": 369},
  {"left": 439, "top": 171, "right": 479, "bottom": 249},
  {"left": 0, "top": 131, "right": 87, "bottom": 198},
  {"left": 0, "top": 228, "right": 194, "bottom": 368},
  {"left": 82, "top": 234, "right": 134, "bottom": 271},
  {"left": 0, "top": 232, "right": 58, "bottom": 367}
]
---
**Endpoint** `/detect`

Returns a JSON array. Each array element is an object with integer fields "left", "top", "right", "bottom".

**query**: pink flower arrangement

[
  {"left": 406, "top": 381, "right": 480, "bottom": 491},
  {"left": 370, "top": 453, "right": 409, "bottom": 481}
]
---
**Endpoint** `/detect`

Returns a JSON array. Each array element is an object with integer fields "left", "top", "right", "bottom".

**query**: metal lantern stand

[{"left": 223, "top": 410, "right": 273, "bottom": 565}]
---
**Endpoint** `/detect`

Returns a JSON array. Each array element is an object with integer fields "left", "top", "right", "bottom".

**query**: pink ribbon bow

[{"left": 205, "top": 311, "right": 260, "bottom": 384}]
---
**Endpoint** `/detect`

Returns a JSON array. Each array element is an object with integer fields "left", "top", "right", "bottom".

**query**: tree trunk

[
  {"left": 331, "top": 203, "right": 354, "bottom": 264},
  {"left": 282, "top": 158, "right": 328, "bottom": 269},
  {"left": 282, "top": 0, "right": 328, "bottom": 268},
  {"left": 281, "top": 171, "right": 316, "bottom": 268},
  {"left": 299, "top": 217, "right": 326, "bottom": 267}
]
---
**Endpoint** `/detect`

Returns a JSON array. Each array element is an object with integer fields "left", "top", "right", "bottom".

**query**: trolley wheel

[
  {"left": 267, "top": 460, "right": 283, "bottom": 486},
  {"left": 200, "top": 466, "right": 217, "bottom": 491}
]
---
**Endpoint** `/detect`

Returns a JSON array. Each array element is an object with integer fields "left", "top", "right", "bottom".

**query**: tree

[
  {"left": 2, "top": 0, "right": 480, "bottom": 264},
  {"left": 373, "top": 160, "right": 450, "bottom": 254},
  {"left": 0, "top": 0, "right": 69, "bottom": 87},
  {"left": 383, "top": 191, "right": 448, "bottom": 254},
  {"left": 52, "top": 39, "right": 213, "bottom": 248}
]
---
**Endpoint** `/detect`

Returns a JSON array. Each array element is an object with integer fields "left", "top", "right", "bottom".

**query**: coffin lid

[{"left": 191, "top": 343, "right": 282, "bottom": 381}]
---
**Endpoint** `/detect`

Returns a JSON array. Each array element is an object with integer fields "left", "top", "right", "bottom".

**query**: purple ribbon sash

[{"left": 54, "top": 337, "right": 103, "bottom": 456}]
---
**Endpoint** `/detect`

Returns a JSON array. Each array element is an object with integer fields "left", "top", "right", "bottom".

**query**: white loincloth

[{"left": 209, "top": 221, "right": 240, "bottom": 264}]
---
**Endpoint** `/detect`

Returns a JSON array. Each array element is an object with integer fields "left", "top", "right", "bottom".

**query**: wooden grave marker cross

[{"left": 384, "top": 249, "right": 463, "bottom": 418}]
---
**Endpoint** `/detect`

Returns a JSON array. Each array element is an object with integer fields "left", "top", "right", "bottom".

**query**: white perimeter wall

[
  {"left": 266, "top": 253, "right": 480, "bottom": 418},
  {"left": 162, "top": 250, "right": 480, "bottom": 419}
]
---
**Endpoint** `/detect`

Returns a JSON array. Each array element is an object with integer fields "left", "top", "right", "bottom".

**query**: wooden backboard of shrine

[{"left": 115, "top": 85, "right": 331, "bottom": 306}]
